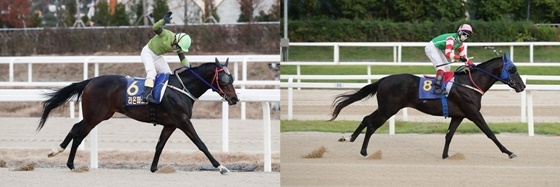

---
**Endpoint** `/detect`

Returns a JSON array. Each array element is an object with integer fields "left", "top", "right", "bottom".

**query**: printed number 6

[
  {"left": 127, "top": 81, "right": 140, "bottom": 95},
  {"left": 423, "top": 80, "right": 433, "bottom": 91}
]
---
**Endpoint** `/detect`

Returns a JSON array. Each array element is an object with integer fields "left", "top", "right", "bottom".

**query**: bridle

[
  {"left": 463, "top": 54, "right": 519, "bottom": 94},
  {"left": 169, "top": 65, "right": 234, "bottom": 101}
]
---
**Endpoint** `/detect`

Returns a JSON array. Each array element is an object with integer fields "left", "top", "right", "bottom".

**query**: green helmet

[{"left": 175, "top": 33, "right": 191, "bottom": 52}]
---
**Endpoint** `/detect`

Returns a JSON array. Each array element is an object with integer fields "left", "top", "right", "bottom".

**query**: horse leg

[
  {"left": 442, "top": 117, "right": 463, "bottom": 159},
  {"left": 467, "top": 112, "right": 516, "bottom": 159},
  {"left": 65, "top": 113, "right": 107, "bottom": 170},
  {"left": 178, "top": 120, "right": 229, "bottom": 174},
  {"left": 48, "top": 120, "right": 83, "bottom": 157},
  {"left": 349, "top": 111, "right": 377, "bottom": 142},
  {"left": 359, "top": 110, "right": 392, "bottom": 157},
  {"left": 150, "top": 126, "right": 176, "bottom": 173}
]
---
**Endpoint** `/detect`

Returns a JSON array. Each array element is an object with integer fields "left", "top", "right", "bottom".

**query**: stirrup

[
  {"left": 434, "top": 86, "right": 447, "bottom": 95},
  {"left": 144, "top": 93, "right": 157, "bottom": 103}
]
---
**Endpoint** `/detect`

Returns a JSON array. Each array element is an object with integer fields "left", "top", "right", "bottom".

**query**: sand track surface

[
  {"left": 0, "top": 117, "right": 280, "bottom": 186},
  {"left": 281, "top": 132, "right": 560, "bottom": 186}
]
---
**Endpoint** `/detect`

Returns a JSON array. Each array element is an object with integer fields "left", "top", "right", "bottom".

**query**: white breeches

[
  {"left": 140, "top": 45, "right": 172, "bottom": 80},
  {"left": 425, "top": 42, "right": 451, "bottom": 72}
]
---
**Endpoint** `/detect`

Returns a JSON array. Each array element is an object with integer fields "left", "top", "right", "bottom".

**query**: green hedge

[{"left": 287, "top": 19, "right": 560, "bottom": 42}]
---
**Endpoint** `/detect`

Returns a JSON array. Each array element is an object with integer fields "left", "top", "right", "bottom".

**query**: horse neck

[
  {"left": 470, "top": 60, "right": 503, "bottom": 92},
  {"left": 172, "top": 66, "right": 216, "bottom": 98}
]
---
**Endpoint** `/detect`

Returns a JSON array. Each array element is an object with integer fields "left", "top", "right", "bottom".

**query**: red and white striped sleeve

[
  {"left": 458, "top": 43, "right": 467, "bottom": 57},
  {"left": 444, "top": 37, "right": 460, "bottom": 61}
]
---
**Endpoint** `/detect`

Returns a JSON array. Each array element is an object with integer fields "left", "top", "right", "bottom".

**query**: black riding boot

[
  {"left": 433, "top": 74, "right": 446, "bottom": 95},
  {"left": 142, "top": 86, "right": 157, "bottom": 103}
]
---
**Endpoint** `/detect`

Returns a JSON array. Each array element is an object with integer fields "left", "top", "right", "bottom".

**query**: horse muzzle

[{"left": 227, "top": 97, "right": 239, "bottom": 105}]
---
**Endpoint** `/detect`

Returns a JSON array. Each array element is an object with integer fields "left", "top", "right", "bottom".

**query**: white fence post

[
  {"left": 222, "top": 102, "right": 229, "bottom": 152},
  {"left": 527, "top": 90, "right": 534, "bottom": 136},
  {"left": 262, "top": 102, "right": 272, "bottom": 172}
]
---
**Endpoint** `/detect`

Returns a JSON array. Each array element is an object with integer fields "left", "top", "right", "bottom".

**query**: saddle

[
  {"left": 419, "top": 72, "right": 455, "bottom": 118},
  {"left": 420, "top": 72, "right": 455, "bottom": 99},
  {"left": 125, "top": 73, "right": 170, "bottom": 106}
]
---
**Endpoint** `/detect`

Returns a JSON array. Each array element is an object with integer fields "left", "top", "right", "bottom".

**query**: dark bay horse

[
  {"left": 37, "top": 58, "right": 239, "bottom": 174},
  {"left": 330, "top": 54, "right": 526, "bottom": 159}
]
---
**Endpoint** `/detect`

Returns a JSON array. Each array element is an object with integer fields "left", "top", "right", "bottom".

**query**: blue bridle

[{"left": 472, "top": 52, "right": 519, "bottom": 87}]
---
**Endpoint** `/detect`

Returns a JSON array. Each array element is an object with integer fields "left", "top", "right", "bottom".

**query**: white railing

[
  {"left": 0, "top": 88, "right": 280, "bottom": 172},
  {"left": 288, "top": 42, "right": 560, "bottom": 64},
  {"left": 281, "top": 75, "right": 560, "bottom": 137}
]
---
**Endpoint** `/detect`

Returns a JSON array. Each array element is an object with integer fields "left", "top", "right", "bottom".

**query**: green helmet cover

[{"left": 175, "top": 33, "right": 191, "bottom": 52}]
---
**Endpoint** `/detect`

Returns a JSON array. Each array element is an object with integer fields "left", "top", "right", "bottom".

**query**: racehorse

[
  {"left": 329, "top": 54, "right": 525, "bottom": 159},
  {"left": 37, "top": 58, "right": 239, "bottom": 174}
]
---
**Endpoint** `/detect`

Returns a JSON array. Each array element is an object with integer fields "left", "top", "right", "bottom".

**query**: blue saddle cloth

[
  {"left": 418, "top": 77, "right": 450, "bottom": 117},
  {"left": 125, "top": 73, "right": 170, "bottom": 106}
]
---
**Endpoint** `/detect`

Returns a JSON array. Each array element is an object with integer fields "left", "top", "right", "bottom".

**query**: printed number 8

[
  {"left": 127, "top": 81, "right": 139, "bottom": 95},
  {"left": 423, "top": 80, "right": 433, "bottom": 91}
]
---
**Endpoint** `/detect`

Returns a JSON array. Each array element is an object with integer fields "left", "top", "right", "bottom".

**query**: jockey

[
  {"left": 141, "top": 11, "right": 191, "bottom": 103},
  {"left": 424, "top": 24, "right": 474, "bottom": 94}
]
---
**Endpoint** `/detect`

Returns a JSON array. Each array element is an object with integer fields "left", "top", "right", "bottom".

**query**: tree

[
  {"left": 0, "top": 0, "right": 32, "bottom": 28},
  {"left": 152, "top": 0, "right": 170, "bottom": 22},
  {"left": 469, "top": 0, "right": 523, "bottom": 21},
  {"left": 254, "top": 0, "right": 280, "bottom": 21},
  {"left": 91, "top": 0, "right": 110, "bottom": 26},
  {"left": 110, "top": 3, "right": 129, "bottom": 26},
  {"left": 64, "top": 0, "right": 78, "bottom": 26}
]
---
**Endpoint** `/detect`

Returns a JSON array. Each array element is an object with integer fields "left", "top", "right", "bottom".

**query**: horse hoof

[
  {"left": 150, "top": 168, "right": 158, "bottom": 173},
  {"left": 48, "top": 147, "right": 64, "bottom": 157},
  {"left": 509, "top": 153, "right": 517, "bottom": 159},
  {"left": 360, "top": 151, "right": 368, "bottom": 157},
  {"left": 218, "top": 165, "right": 230, "bottom": 175},
  {"left": 442, "top": 155, "right": 449, "bottom": 159}
]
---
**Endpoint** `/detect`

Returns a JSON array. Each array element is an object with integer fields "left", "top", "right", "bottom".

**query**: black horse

[
  {"left": 330, "top": 54, "right": 526, "bottom": 159},
  {"left": 37, "top": 58, "right": 239, "bottom": 174}
]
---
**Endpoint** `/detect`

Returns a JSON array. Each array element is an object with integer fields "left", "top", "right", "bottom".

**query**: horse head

[
  {"left": 474, "top": 53, "right": 526, "bottom": 93},
  {"left": 499, "top": 54, "right": 526, "bottom": 92},
  {"left": 213, "top": 57, "right": 239, "bottom": 105}
]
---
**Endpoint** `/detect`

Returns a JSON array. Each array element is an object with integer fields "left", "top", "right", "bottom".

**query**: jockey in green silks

[
  {"left": 424, "top": 24, "right": 474, "bottom": 95},
  {"left": 140, "top": 11, "right": 191, "bottom": 103}
]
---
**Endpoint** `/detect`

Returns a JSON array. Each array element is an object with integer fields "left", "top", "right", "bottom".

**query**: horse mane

[
  {"left": 174, "top": 62, "right": 217, "bottom": 76},
  {"left": 454, "top": 56, "right": 502, "bottom": 75}
]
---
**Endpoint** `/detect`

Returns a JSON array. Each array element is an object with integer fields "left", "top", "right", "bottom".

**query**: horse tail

[
  {"left": 37, "top": 79, "right": 91, "bottom": 132},
  {"left": 329, "top": 78, "right": 385, "bottom": 121}
]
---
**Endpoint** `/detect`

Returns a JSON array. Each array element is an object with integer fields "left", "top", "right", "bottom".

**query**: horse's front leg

[
  {"left": 179, "top": 119, "right": 229, "bottom": 174},
  {"left": 442, "top": 117, "right": 463, "bottom": 159},
  {"left": 467, "top": 112, "right": 516, "bottom": 159},
  {"left": 150, "top": 126, "right": 176, "bottom": 172}
]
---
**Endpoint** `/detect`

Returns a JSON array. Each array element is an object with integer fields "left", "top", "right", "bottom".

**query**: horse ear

[
  {"left": 224, "top": 58, "right": 229, "bottom": 67},
  {"left": 215, "top": 57, "right": 223, "bottom": 68}
]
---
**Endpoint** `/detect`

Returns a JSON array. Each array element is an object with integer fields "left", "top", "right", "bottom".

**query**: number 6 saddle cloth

[
  {"left": 419, "top": 72, "right": 455, "bottom": 99},
  {"left": 125, "top": 73, "right": 170, "bottom": 106}
]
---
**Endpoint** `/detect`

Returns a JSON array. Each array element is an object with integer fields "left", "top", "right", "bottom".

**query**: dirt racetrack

[
  {"left": 0, "top": 117, "right": 280, "bottom": 186},
  {"left": 281, "top": 132, "right": 560, "bottom": 186}
]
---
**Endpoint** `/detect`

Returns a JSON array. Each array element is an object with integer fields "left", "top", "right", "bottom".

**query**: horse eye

[{"left": 508, "top": 66, "right": 517, "bottom": 74}]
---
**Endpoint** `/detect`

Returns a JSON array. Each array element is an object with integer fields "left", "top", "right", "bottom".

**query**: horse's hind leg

[
  {"left": 360, "top": 109, "right": 396, "bottom": 157},
  {"left": 65, "top": 118, "right": 103, "bottom": 170},
  {"left": 442, "top": 117, "right": 463, "bottom": 159},
  {"left": 150, "top": 126, "right": 176, "bottom": 173},
  {"left": 349, "top": 110, "right": 377, "bottom": 142},
  {"left": 48, "top": 120, "right": 84, "bottom": 157}
]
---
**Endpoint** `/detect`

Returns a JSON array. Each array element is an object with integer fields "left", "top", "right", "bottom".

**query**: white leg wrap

[
  {"left": 218, "top": 165, "right": 230, "bottom": 174},
  {"left": 48, "top": 146, "right": 64, "bottom": 157}
]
